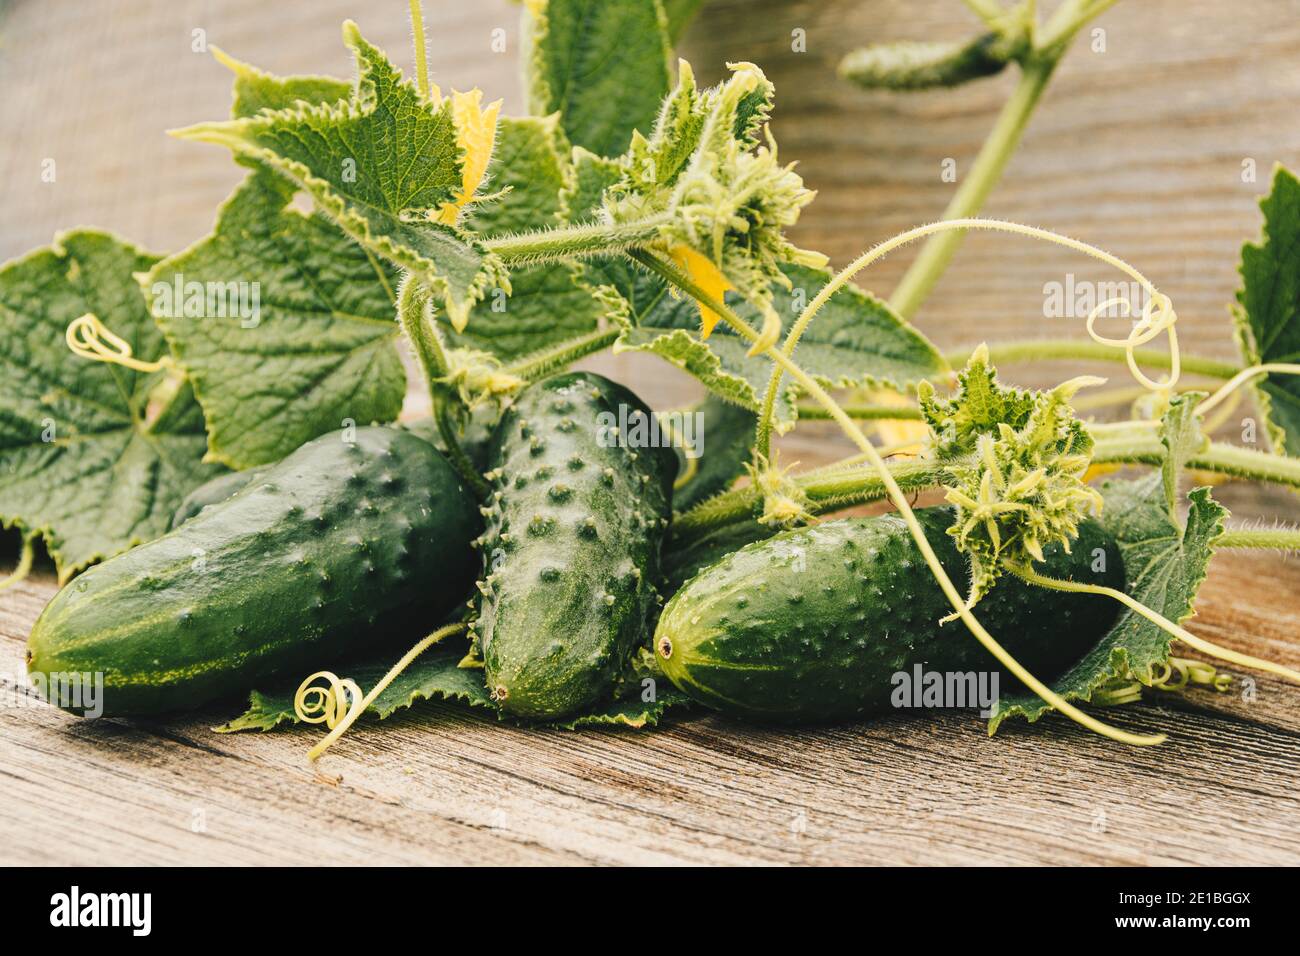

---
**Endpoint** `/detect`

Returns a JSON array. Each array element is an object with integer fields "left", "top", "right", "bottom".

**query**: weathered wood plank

[{"left": 3, "top": 550, "right": 1298, "bottom": 866}]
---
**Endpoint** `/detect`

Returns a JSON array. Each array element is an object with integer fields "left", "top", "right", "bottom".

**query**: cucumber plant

[{"left": 3, "top": 0, "right": 1299, "bottom": 759}]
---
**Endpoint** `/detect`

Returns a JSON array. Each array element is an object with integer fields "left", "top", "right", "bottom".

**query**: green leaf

[
  {"left": 553, "top": 683, "right": 691, "bottom": 728},
  {"left": 1159, "top": 392, "right": 1209, "bottom": 513},
  {"left": 1236, "top": 164, "right": 1300, "bottom": 455},
  {"left": 146, "top": 170, "right": 406, "bottom": 469},
  {"left": 218, "top": 640, "right": 688, "bottom": 732},
  {"left": 467, "top": 115, "right": 570, "bottom": 236},
  {"left": 524, "top": 0, "right": 672, "bottom": 158},
  {"left": 453, "top": 116, "right": 602, "bottom": 359},
  {"left": 672, "top": 393, "right": 755, "bottom": 511},
  {"left": 614, "top": 262, "right": 946, "bottom": 432},
  {"left": 214, "top": 47, "right": 351, "bottom": 120},
  {"left": 175, "top": 22, "right": 506, "bottom": 331},
  {"left": 989, "top": 478, "right": 1226, "bottom": 732},
  {"left": 0, "top": 230, "right": 223, "bottom": 581},
  {"left": 216, "top": 643, "right": 493, "bottom": 733}
]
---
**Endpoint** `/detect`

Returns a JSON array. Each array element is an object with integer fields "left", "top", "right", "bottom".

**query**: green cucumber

[
  {"left": 475, "top": 372, "right": 677, "bottom": 719},
  {"left": 655, "top": 508, "right": 1124, "bottom": 723},
  {"left": 168, "top": 411, "right": 496, "bottom": 531},
  {"left": 169, "top": 466, "right": 268, "bottom": 529},
  {"left": 28, "top": 426, "right": 480, "bottom": 716}
]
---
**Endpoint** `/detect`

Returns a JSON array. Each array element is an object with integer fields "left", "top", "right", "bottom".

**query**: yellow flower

[
  {"left": 431, "top": 86, "right": 502, "bottom": 225},
  {"left": 668, "top": 245, "right": 734, "bottom": 338}
]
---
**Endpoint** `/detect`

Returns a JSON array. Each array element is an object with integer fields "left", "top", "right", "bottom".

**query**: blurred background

[{"left": 2, "top": 0, "right": 1299, "bottom": 498}]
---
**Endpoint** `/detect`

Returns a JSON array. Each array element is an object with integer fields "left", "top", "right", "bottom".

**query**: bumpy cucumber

[
  {"left": 169, "top": 466, "right": 268, "bottom": 528},
  {"left": 475, "top": 372, "right": 677, "bottom": 718},
  {"left": 655, "top": 508, "right": 1124, "bottom": 722},
  {"left": 28, "top": 426, "right": 480, "bottom": 716}
]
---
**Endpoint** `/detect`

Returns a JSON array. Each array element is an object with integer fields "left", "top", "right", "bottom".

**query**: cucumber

[
  {"left": 27, "top": 426, "right": 480, "bottom": 716},
  {"left": 655, "top": 508, "right": 1124, "bottom": 723},
  {"left": 475, "top": 372, "right": 677, "bottom": 718},
  {"left": 169, "top": 466, "right": 268, "bottom": 529},
  {"left": 168, "top": 410, "right": 495, "bottom": 530}
]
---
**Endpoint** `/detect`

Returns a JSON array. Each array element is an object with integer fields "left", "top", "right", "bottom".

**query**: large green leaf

[
  {"left": 524, "top": 0, "right": 672, "bottom": 158},
  {"left": 0, "top": 231, "right": 222, "bottom": 580},
  {"left": 1236, "top": 164, "right": 1300, "bottom": 455},
  {"left": 146, "top": 170, "right": 407, "bottom": 469},
  {"left": 989, "top": 478, "right": 1225, "bottom": 731},
  {"left": 175, "top": 22, "right": 506, "bottom": 331},
  {"left": 453, "top": 116, "right": 602, "bottom": 359},
  {"left": 614, "top": 262, "right": 947, "bottom": 432}
]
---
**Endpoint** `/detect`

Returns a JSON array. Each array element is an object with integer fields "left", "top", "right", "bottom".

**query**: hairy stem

[
  {"left": 953, "top": 339, "right": 1241, "bottom": 380},
  {"left": 673, "top": 457, "right": 944, "bottom": 534},
  {"left": 483, "top": 216, "right": 670, "bottom": 265},
  {"left": 795, "top": 403, "right": 924, "bottom": 421},
  {"left": 506, "top": 328, "right": 620, "bottom": 383},
  {"left": 1216, "top": 529, "right": 1300, "bottom": 551},
  {"left": 408, "top": 0, "right": 430, "bottom": 99},
  {"left": 0, "top": 533, "right": 35, "bottom": 593},
  {"left": 889, "top": 58, "right": 1059, "bottom": 319},
  {"left": 1091, "top": 434, "right": 1300, "bottom": 490},
  {"left": 397, "top": 279, "right": 490, "bottom": 499}
]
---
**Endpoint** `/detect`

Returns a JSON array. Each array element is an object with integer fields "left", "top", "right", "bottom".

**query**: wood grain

[
  {"left": 1, "top": 0, "right": 1299, "bottom": 865},
  {"left": 3, "top": 495, "right": 1298, "bottom": 867}
]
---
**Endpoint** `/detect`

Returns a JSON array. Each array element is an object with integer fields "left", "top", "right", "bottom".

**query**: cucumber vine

[{"left": 23, "top": 0, "right": 1300, "bottom": 757}]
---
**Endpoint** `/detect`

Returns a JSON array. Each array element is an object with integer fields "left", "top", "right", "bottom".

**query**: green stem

[
  {"left": 506, "top": 328, "right": 620, "bottom": 383},
  {"left": 888, "top": 0, "right": 1122, "bottom": 320},
  {"left": 795, "top": 403, "right": 924, "bottom": 421},
  {"left": 889, "top": 57, "right": 1059, "bottom": 319},
  {"left": 954, "top": 339, "right": 1242, "bottom": 380},
  {"left": 483, "top": 216, "right": 670, "bottom": 265},
  {"left": 397, "top": 280, "right": 491, "bottom": 500},
  {"left": 1217, "top": 529, "right": 1300, "bottom": 551},
  {"left": 1091, "top": 434, "right": 1300, "bottom": 490},
  {"left": 673, "top": 457, "right": 944, "bottom": 535},
  {"left": 408, "top": 0, "right": 430, "bottom": 99}
]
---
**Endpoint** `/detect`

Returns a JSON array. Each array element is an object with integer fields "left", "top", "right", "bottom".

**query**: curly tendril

[
  {"left": 294, "top": 622, "right": 467, "bottom": 762},
  {"left": 65, "top": 313, "right": 173, "bottom": 374}
]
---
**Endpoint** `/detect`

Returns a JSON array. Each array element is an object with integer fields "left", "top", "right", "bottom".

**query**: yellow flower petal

[
  {"left": 435, "top": 89, "right": 502, "bottom": 225},
  {"left": 668, "top": 245, "right": 733, "bottom": 338}
]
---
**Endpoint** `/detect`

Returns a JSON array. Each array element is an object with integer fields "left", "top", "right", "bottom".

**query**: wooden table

[
  {"left": 4, "top": 485, "right": 1299, "bottom": 866},
  {"left": 2, "top": 0, "right": 1299, "bottom": 865}
]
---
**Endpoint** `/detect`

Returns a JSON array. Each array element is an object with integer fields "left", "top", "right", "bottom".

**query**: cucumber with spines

[
  {"left": 27, "top": 426, "right": 480, "bottom": 716},
  {"left": 168, "top": 411, "right": 498, "bottom": 531},
  {"left": 655, "top": 509, "right": 1124, "bottom": 723},
  {"left": 475, "top": 371, "right": 677, "bottom": 718}
]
